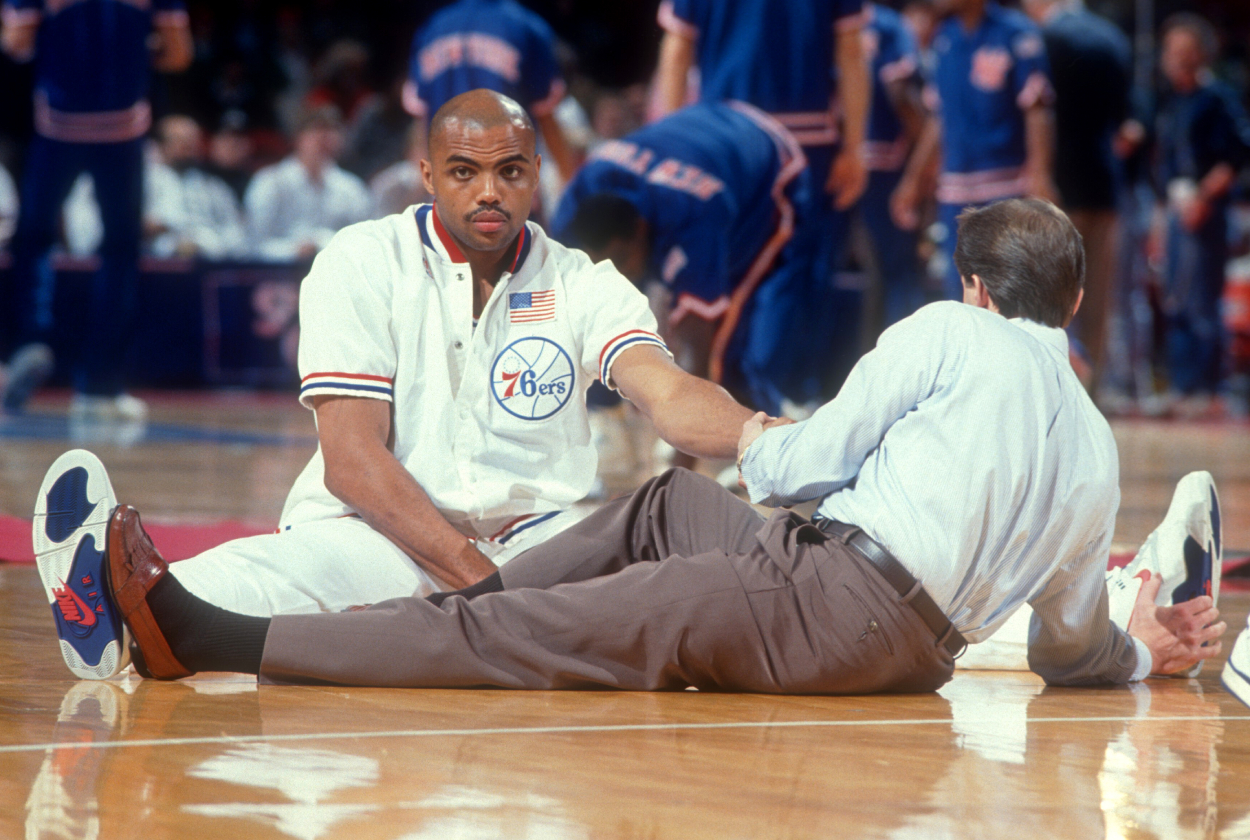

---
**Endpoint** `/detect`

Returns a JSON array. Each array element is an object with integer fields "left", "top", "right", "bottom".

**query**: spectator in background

[
  {"left": 1023, "top": 0, "right": 1132, "bottom": 392},
  {"left": 272, "top": 8, "right": 313, "bottom": 137},
  {"left": 859, "top": 1, "right": 927, "bottom": 327},
  {"left": 892, "top": 0, "right": 1057, "bottom": 301},
  {"left": 0, "top": 0, "right": 192, "bottom": 420},
  {"left": 203, "top": 110, "right": 254, "bottom": 203},
  {"left": 369, "top": 122, "right": 430, "bottom": 218},
  {"left": 244, "top": 105, "right": 371, "bottom": 262},
  {"left": 145, "top": 115, "right": 247, "bottom": 260},
  {"left": 342, "top": 75, "right": 415, "bottom": 182},
  {"left": 305, "top": 40, "right": 378, "bottom": 130},
  {"left": 403, "top": 0, "right": 581, "bottom": 183},
  {"left": 61, "top": 118, "right": 247, "bottom": 261},
  {"left": 1154, "top": 14, "right": 1250, "bottom": 412},
  {"left": 0, "top": 160, "right": 16, "bottom": 248}
]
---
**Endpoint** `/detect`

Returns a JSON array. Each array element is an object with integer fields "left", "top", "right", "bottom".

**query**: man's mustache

[{"left": 467, "top": 207, "right": 512, "bottom": 222}]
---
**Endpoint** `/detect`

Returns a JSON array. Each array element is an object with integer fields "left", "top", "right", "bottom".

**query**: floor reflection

[
  {"left": 22, "top": 677, "right": 264, "bottom": 840},
  {"left": 16, "top": 672, "right": 1250, "bottom": 840},
  {"left": 892, "top": 677, "right": 1229, "bottom": 840},
  {"left": 182, "top": 743, "right": 380, "bottom": 840},
  {"left": 1097, "top": 684, "right": 1222, "bottom": 840},
  {"left": 25, "top": 681, "right": 124, "bottom": 840}
]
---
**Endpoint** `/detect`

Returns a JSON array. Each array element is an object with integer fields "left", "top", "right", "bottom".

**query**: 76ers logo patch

[{"left": 490, "top": 337, "right": 575, "bottom": 420}]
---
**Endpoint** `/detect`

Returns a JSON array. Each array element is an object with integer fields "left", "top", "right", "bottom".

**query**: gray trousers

[{"left": 260, "top": 469, "right": 955, "bottom": 694}]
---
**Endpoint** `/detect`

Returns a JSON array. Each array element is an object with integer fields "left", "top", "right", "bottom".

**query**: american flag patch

[{"left": 509, "top": 290, "right": 556, "bottom": 323}]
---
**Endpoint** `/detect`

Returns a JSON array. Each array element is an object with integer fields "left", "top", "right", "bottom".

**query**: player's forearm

[
  {"left": 1023, "top": 105, "right": 1056, "bottom": 191},
  {"left": 889, "top": 79, "right": 926, "bottom": 148},
  {"left": 654, "top": 32, "right": 695, "bottom": 118},
  {"left": 325, "top": 446, "right": 496, "bottom": 589},
  {"left": 1199, "top": 162, "right": 1235, "bottom": 202},
  {"left": 835, "top": 27, "right": 869, "bottom": 153},
  {"left": 314, "top": 396, "right": 496, "bottom": 588},
  {"left": 649, "top": 377, "right": 754, "bottom": 460},
  {"left": 900, "top": 115, "right": 940, "bottom": 186},
  {"left": 152, "top": 23, "right": 194, "bottom": 73},
  {"left": 536, "top": 114, "right": 582, "bottom": 183}
]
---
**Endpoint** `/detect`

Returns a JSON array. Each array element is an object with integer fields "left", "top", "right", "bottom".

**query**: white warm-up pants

[{"left": 167, "top": 510, "right": 583, "bottom": 617}]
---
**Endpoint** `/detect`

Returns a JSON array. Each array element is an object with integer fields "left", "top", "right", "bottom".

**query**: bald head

[{"left": 428, "top": 89, "right": 536, "bottom": 156}]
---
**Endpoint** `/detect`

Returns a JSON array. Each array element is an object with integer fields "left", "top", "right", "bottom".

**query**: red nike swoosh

[{"left": 54, "top": 580, "right": 97, "bottom": 628}]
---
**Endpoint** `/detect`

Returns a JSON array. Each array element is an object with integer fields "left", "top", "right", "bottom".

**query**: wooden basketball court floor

[{"left": 1, "top": 392, "right": 1249, "bottom": 840}]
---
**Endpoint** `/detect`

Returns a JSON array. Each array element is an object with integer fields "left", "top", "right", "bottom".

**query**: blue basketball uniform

[
  {"left": 551, "top": 101, "right": 823, "bottom": 414},
  {"left": 926, "top": 2, "right": 1051, "bottom": 297},
  {"left": 405, "top": 0, "right": 564, "bottom": 118},
  {"left": 659, "top": 0, "right": 865, "bottom": 148},
  {"left": 859, "top": 2, "right": 925, "bottom": 325},
  {"left": 0, "top": 0, "right": 185, "bottom": 395},
  {"left": 2, "top": 0, "right": 186, "bottom": 140},
  {"left": 658, "top": 0, "right": 868, "bottom": 401},
  {"left": 863, "top": 3, "right": 920, "bottom": 172}
]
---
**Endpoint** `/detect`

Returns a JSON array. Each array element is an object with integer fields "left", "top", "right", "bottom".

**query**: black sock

[
  {"left": 426, "top": 570, "right": 504, "bottom": 607},
  {"left": 146, "top": 573, "right": 270, "bottom": 675}
]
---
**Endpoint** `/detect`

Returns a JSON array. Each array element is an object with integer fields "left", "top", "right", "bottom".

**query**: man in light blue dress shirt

[{"left": 72, "top": 198, "right": 1225, "bottom": 692}]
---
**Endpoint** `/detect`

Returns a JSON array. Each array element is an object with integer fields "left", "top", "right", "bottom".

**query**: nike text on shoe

[{"left": 33, "top": 450, "right": 130, "bottom": 679}]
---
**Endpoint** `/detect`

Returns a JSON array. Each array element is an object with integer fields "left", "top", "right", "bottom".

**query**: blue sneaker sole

[{"left": 33, "top": 450, "right": 129, "bottom": 679}]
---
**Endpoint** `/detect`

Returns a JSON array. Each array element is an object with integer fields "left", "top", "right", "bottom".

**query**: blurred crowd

[{"left": 0, "top": 0, "right": 1249, "bottom": 417}]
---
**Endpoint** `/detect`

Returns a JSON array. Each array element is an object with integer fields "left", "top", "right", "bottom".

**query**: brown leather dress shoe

[{"left": 106, "top": 506, "right": 193, "bottom": 679}]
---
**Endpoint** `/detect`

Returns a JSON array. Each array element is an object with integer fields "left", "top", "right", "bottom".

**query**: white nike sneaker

[
  {"left": 33, "top": 450, "right": 131, "bottom": 679},
  {"left": 961, "top": 472, "right": 1221, "bottom": 675},
  {"left": 1106, "top": 471, "right": 1222, "bottom": 676},
  {"left": 1222, "top": 616, "right": 1250, "bottom": 709}
]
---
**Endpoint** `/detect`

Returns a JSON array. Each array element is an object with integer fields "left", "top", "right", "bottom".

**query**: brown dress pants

[{"left": 260, "top": 469, "right": 955, "bottom": 694}]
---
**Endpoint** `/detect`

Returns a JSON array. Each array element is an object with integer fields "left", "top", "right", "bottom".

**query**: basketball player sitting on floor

[{"left": 32, "top": 88, "right": 764, "bottom": 679}]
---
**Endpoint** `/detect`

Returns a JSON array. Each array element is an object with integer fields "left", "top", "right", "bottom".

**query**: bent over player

[
  {"left": 40, "top": 199, "right": 1226, "bottom": 691},
  {"left": 32, "top": 89, "right": 759, "bottom": 677},
  {"left": 551, "top": 101, "right": 819, "bottom": 415}
]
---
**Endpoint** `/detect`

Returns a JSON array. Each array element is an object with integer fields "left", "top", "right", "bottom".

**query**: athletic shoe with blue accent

[
  {"left": 1223, "top": 617, "right": 1250, "bottom": 709},
  {"left": 32, "top": 450, "right": 130, "bottom": 679},
  {"left": 1107, "top": 471, "right": 1222, "bottom": 677}
]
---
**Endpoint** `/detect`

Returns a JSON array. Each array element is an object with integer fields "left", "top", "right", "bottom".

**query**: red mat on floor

[{"left": 0, "top": 515, "right": 272, "bottom": 564}]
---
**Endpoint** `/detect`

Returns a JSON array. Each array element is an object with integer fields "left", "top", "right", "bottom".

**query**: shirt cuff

[
  {"left": 1129, "top": 635, "right": 1153, "bottom": 682},
  {"left": 740, "top": 443, "right": 768, "bottom": 503}
]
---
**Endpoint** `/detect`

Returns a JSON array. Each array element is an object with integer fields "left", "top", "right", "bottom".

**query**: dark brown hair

[{"left": 953, "top": 198, "right": 1085, "bottom": 328}]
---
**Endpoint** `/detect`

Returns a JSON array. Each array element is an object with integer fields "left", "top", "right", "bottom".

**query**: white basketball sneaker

[
  {"left": 1106, "top": 471, "right": 1221, "bottom": 676},
  {"left": 952, "top": 472, "right": 1221, "bottom": 675},
  {"left": 33, "top": 450, "right": 131, "bottom": 679},
  {"left": 1223, "top": 617, "right": 1250, "bottom": 709}
]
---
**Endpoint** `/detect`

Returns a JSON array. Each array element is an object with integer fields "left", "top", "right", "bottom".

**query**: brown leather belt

[{"left": 814, "top": 518, "right": 967, "bottom": 658}]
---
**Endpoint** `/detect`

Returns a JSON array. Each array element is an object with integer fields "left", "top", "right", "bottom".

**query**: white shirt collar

[{"left": 1008, "top": 316, "right": 1070, "bottom": 357}]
